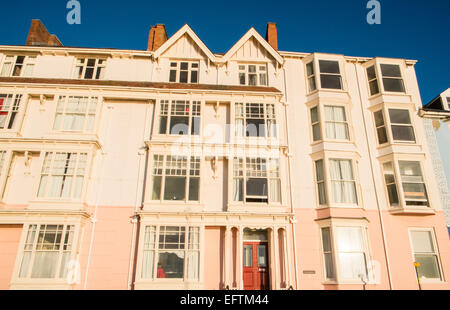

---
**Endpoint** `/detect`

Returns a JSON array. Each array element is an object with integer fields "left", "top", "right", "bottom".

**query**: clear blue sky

[{"left": 0, "top": 0, "right": 448, "bottom": 104}]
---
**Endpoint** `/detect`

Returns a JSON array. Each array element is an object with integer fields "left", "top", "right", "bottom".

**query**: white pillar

[{"left": 273, "top": 226, "right": 280, "bottom": 290}]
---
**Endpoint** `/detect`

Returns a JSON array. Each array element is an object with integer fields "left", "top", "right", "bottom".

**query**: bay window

[
  {"left": 18, "top": 224, "right": 75, "bottom": 279},
  {"left": 159, "top": 100, "right": 201, "bottom": 135},
  {"left": 233, "top": 157, "right": 281, "bottom": 204},
  {"left": 151, "top": 155, "right": 200, "bottom": 202},
  {"left": 380, "top": 64, "right": 405, "bottom": 93},
  {"left": 239, "top": 64, "right": 267, "bottom": 86},
  {"left": 73, "top": 58, "right": 105, "bottom": 80},
  {"left": 53, "top": 96, "right": 98, "bottom": 132},
  {"left": 169, "top": 61, "right": 199, "bottom": 83},
  {"left": 235, "top": 103, "right": 277, "bottom": 138},
  {"left": 366, "top": 65, "right": 380, "bottom": 96},
  {"left": 37, "top": 152, "right": 88, "bottom": 199},
  {"left": 140, "top": 225, "right": 199, "bottom": 281},
  {"left": 0, "top": 94, "right": 22, "bottom": 130},
  {"left": 1, "top": 55, "right": 36, "bottom": 77},
  {"left": 319, "top": 60, "right": 342, "bottom": 90},
  {"left": 321, "top": 225, "right": 369, "bottom": 282},
  {"left": 381, "top": 160, "right": 429, "bottom": 208},
  {"left": 409, "top": 229, "right": 442, "bottom": 281}
]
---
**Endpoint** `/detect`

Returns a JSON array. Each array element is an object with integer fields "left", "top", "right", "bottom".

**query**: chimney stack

[
  {"left": 147, "top": 24, "right": 168, "bottom": 51},
  {"left": 265, "top": 22, "right": 278, "bottom": 51},
  {"left": 26, "top": 20, "right": 62, "bottom": 47}
]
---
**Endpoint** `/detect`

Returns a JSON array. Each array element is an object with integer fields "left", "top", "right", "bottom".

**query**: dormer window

[
  {"left": 239, "top": 64, "right": 267, "bottom": 86},
  {"left": 73, "top": 58, "right": 105, "bottom": 80},
  {"left": 0, "top": 55, "right": 36, "bottom": 77},
  {"left": 169, "top": 61, "right": 199, "bottom": 83}
]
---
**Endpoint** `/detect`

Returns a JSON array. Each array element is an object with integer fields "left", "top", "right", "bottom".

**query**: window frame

[
  {"left": 72, "top": 58, "right": 106, "bottom": 80},
  {"left": 138, "top": 225, "right": 201, "bottom": 282},
  {"left": 0, "top": 93, "right": 24, "bottom": 131},
  {"left": 238, "top": 63, "right": 268, "bottom": 86},
  {"left": 318, "top": 221, "right": 372, "bottom": 284},
  {"left": 150, "top": 154, "right": 201, "bottom": 203},
  {"left": 366, "top": 65, "right": 380, "bottom": 97},
  {"left": 379, "top": 63, "right": 406, "bottom": 93},
  {"left": 52, "top": 95, "right": 100, "bottom": 133},
  {"left": 232, "top": 157, "right": 281, "bottom": 205},
  {"left": 408, "top": 228, "right": 444, "bottom": 283},
  {"left": 380, "top": 159, "right": 430, "bottom": 209},
  {"left": 157, "top": 100, "right": 201, "bottom": 136},
  {"left": 14, "top": 223, "right": 78, "bottom": 283},
  {"left": 0, "top": 55, "right": 36, "bottom": 77},
  {"left": 169, "top": 60, "right": 199, "bottom": 84},
  {"left": 373, "top": 106, "right": 417, "bottom": 146},
  {"left": 309, "top": 103, "right": 352, "bottom": 143},
  {"left": 234, "top": 102, "right": 277, "bottom": 139},
  {"left": 304, "top": 57, "right": 345, "bottom": 93}
]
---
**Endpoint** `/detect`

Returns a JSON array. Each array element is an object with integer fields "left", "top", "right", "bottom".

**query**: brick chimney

[
  {"left": 265, "top": 22, "right": 278, "bottom": 51},
  {"left": 26, "top": 20, "right": 62, "bottom": 47},
  {"left": 147, "top": 24, "right": 168, "bottom": 51}
]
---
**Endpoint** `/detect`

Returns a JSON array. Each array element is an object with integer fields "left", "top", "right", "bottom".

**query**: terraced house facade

[{"left": 0, "top": 20, "right": 448, "bottom": 290}]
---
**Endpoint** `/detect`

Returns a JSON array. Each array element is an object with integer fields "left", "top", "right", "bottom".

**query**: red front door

[{"left": 243, "top": 242, "right": 269, "bottom": 290}]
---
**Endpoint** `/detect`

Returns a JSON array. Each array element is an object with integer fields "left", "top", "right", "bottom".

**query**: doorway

[{"left": 242, "top": 229, "right": 269, "bottom": 290}]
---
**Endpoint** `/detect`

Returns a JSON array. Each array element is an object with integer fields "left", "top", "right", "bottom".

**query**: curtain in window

[
  {"left": 325, "top": 106, "right": 348, "bottom": 139},
  {"left": 269, "top": 179, "right": 281, "bottom": 203},
  {"left": 233, "top": 179, "right": 243, "bottom": 201},
  {"left": 186, "top": 252, "right": 199, "bottom": 280},
  {"left": 330, "top": 159, "right": 357, "bottom": 204},
  {"left": 31, "top": 251, "right": 58, "bottom": 278},
  {"left": 141, "top": 251, "right": 154, "bottom": 279},
  {"left": 336, "top": 227, "right": 367, "bottom": 280}
]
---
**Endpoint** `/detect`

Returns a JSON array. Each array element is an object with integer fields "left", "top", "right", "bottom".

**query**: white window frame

[
  {"left": 0, "top": 55, "right": 36, "bottom": 77},
  {"left": 238, "top": 63, "right": 268, "bottom": 86},
  {"left": 373, "top": 109, "right": 388, "bottom": 145},
  {"left": 234, "top": 102, "right": 277, "bottom": 139},
  {"left": 319, "top": 221, "right": 372, "bottom": 284},
  {"left": 0, "top": 93, "right": 23, "bottom": 130},
  {"left": 408, "top": 228, "right": 444, "bottom": 283},
  {"left": 309, "top": 103, "right": 352, "bottom": 143},
  {"left": 388, "top": 108, "right": 416, "bottom": 143},
  {"left": 305, "top": 61, "right": 316, "bottom": 92},
  {"left": 53, "top": 96, "right": 99, "bottom": 132},
  {"left": 158, "top": 100, "right": 201, "bottom": 136},
  {"left": 169, "top": 61, "right": 199, "bottom": 84},
  {"left": 16, "top": 223, "right": 77, "bottom": 281},
  {"left": 37, "top": 152, "right": 88, "bottom": 200},
  {"left": 366, "top": 64, "right": 380, "bottom": 96},
  {"left": 72, "top": 58, "right": 106, "bottom": 80},
  {"left": 232, "top": 157, "right": 281, "bottom": 204},
  {"left": 379, "top": 63, "right": 405, "bottom": 93},
  {"left": 150, "top": 154, "right": 200, "bottom": 202},
  {"left": 139, "top": 225, "right": 200, "bottom": 282}
]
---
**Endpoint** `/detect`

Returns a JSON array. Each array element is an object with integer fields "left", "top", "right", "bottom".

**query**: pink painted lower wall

[
  {"left": 293, "top": 208, "right": 450, "bottom": 290},
  {"left": 75, "top": 206, "right": 135, "bottom": 290},
  {"left": 204, "top": 226, "right": 223, "bottom": 290},
  {"left": 0, "top": 224, "right": 23, "bottom": 290}
]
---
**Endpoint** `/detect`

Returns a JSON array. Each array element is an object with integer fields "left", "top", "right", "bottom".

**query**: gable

[
  {"left": 161, "top": 33, "right": 207, "bottom": 60},
  {"left": 230, "top": 36, "right": 272, "bottom": 61}
]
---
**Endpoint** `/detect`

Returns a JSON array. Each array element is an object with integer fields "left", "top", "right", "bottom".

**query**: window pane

[
  {"left": 399, "top": 161, "right": 423, "bottom": 182},
  {"left": 157, "top": 251, "right": 184, "bottom": 278},
  {"left": 336, "top": 227, "right": 364, "bottom": 252},
  {"left": 84, "top": 67, "right": 94, "bottom": 79},
  {"left": 190, "top": 70, "right": 198, "bottom": 83},
  {"left": 306, "top": 62, "right": 314, "bottom": 76},
  {"left": 163, "top": 177, "right": 186, "bottom": 200},
  {"left": 411, "top": 231, "right": 434, "bottom": 253},
  {"left": 169, "top": 116, "right": 189, "bottom": 135},
  {"left": 246, "top": 178, "right": 268, "bottom": 197},
  {"left": 188, "top": 177, "right": 199, "bottom": 201},
  {"left": 169, "top": 70, "right": 177, "bottom": 82},
  {"left": 152, "top": 176, "right": 162, "bottom": 200},
  {"left": 415, "top": 255, "right": 441, "bottom": 279},
  {"left": 391, "top": 125, "right": 415, "bottom": 142},
  {"left": 239, "top": 73, "right": 246, "bottom": 85},
  {"left": 383, "top": 78, "right": 405, "bottom": 92},
  {"left": 179, "top": 71, "right": 188, "bottom": 83},
  {"left": 377, "top": 127, "right": 388, "bottom": 144},
  {"left": 338, "top": 252, "right": 367, "bottom": 280},
  {"left": 310, "top": 107, "right": 319, "bottom": 123},
  {"left": 366, "top": 65, "right": 376, "bottom": 80},
  {"left": 246, "top": 118, "right": 265, "bottom": 137},
  {"left": 319, "top": 60, "right": 340, "bottom": 74},
  {"left": 321, "top": 227, "right": 332, "bottom": 252},
  {"left": 180, "top": 62, "right": 188, "bottom": 70},
  {"left": 369, "top": 80, "right": 379, "bottom": 95},
  {"left": 159, "top": 116, "right": 167, "bottom": 134},
  {"left": 320, "top": 75, "right": 342, "bottom": 89},
  {"left": 257, "top": 245, "right": 267, "bottom": 267},
  {"left": 380, "top": 64, "right": 401, "bottom": 77},
  {"left": 244, "top": 245, "right": 252, "bottom": 267}
]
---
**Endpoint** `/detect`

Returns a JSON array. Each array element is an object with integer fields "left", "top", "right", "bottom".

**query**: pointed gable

[
  {"left": 221, "top": 28, "right": 283, "bottom": 65},
  {"left": 153, "top": 24, "right": 216, "bottom": 62}
]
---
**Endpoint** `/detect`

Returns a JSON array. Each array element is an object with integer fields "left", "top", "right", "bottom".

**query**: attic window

[
  {"left": 1, "top": 55, "right": 36, "bottom": 77},
  {"left": 169, "top": 61, "right": 199, "bottom": 83},
  {"left": 73, "top": 58, "right": 105, "bottom": 80},
  {"left": 239, "top": 64, "right": 267, "bottom": 86}
]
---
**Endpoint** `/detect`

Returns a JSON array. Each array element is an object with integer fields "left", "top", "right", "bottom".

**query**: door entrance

[{"left": 243, "top": 241, "right": 269, "bottom": 290}]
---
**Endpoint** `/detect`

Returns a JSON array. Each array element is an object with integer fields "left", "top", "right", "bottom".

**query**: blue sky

[{"left": 0, "top": 0, "right": 448, "bottom": 103}]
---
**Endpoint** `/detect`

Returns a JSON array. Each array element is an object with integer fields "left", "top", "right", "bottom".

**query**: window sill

[
  {"left": 388, "top": 206, "right": 435, "bottom": 215},
  {"left": 10, "top": 280, "right": 74, "bottom": 290},
  {"left": 134, "top": 279, "right": 202, "bottom": 290}
]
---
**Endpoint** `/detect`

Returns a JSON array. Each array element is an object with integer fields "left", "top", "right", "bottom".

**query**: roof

[{"left": 0, "top": 77, "right": 282, "bottom": 93}]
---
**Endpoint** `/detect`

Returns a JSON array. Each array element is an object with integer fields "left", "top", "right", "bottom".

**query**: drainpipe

[
  {"left": 83, "top": 102, "right": 113, "bottom": 290},
  {"left": 282, "top": 63, "right": 300, "bottom": 290},
  {"left": 127, "top": 100, "right": 152, "bottom": 290},
  {"left": 353, "top": 62, "right": 393, "bottom": 290}
]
